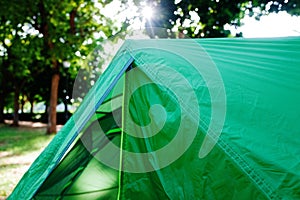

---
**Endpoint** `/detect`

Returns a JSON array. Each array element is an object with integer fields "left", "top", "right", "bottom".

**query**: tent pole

[{"left": 117, "top": 72, "right": 127, "bottom": 200}]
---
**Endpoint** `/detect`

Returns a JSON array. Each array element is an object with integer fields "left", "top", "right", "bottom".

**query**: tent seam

[{"left": 125, "top": 46, "right": 279, "bottom": 199}]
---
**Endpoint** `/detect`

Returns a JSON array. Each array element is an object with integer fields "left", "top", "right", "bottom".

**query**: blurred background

[{"left": 0, "top": 0, "right": 300, "bottom": 198}]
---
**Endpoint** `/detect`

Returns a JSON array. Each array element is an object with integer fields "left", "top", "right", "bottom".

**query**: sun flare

[{"left": 143, "top": 6, "right": 153, "bottom": 19}]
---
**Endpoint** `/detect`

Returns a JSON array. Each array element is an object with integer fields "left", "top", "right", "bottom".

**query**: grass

[{"left": 0, "top": 123, "right": 54, "bottom": 199}]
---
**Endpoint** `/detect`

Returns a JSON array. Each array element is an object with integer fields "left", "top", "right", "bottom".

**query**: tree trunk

[
  {"left": 20, "top": 97, "right": 24, "bottom": 114},
  {"left": 12, "top": 87, "right": 20, "bottom": 126},
  {"left": 44, "top": 103, "right": 48, "bottom": 115},
  {"left": 46, "top": 72, "right": 60, "bottom": 134},
  {"left": 39, "top": 0, "right": 60, "bottom": 134},
  {"left": 0, "top": 94, "right": 5, "bottom": 123},
  {"left": 64, "top": 100, "right": 68, "bottom": 123},
  {"left": 30, "top": 99, "right": 34, "bottom": 114},
  {"left": 0, "top": 63, "right": 7, "bottom": 124}
]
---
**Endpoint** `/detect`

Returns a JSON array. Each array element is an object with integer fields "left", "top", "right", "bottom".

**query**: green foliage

[
  {"left": 0, "top": 0, "right": 119, "bottom": 126},
  {"left": 143, "top": 0, "right": 300, "bottom": 38},
  {"left": 250, "top": 0, "right": 300, "bottom": 16}
]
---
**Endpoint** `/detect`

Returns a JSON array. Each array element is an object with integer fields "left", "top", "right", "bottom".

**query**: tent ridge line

[{"left": 31, "top": 55, "right": 134, "bottom": 200}]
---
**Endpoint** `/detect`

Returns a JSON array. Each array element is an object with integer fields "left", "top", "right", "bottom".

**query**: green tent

[{"left": 9, "top": 37, "right": 300, "bottom": 199}]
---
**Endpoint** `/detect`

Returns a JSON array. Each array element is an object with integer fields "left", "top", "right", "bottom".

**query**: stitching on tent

[{"left": 125, "top": 46, "right": 279, "bottom": 199}]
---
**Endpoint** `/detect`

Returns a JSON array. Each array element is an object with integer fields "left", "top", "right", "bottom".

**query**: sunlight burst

[{"left": 143, "top": 6, "right": 153, "bottom": 19}]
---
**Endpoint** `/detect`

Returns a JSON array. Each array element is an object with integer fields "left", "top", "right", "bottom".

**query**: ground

[{"left": 0, "top": 121, "right": 60, "bottom": 199}]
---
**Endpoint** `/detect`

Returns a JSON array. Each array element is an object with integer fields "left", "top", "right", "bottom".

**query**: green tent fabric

[{"left": 9, "top": 37, "right": 300, "bottom": 199}]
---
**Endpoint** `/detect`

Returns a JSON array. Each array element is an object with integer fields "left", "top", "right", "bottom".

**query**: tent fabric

[{"left": 9, "top": 37, "right": 300, "bottom": 199}]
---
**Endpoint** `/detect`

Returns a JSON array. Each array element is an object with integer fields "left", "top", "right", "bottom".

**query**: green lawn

[{"left": 0, "top": 123, "right": 54, "bottom": 199}]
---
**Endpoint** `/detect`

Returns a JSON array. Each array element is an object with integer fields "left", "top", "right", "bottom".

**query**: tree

[
  {"left": 0, "top": 43, "right": 10, "bottom": 123},
  {"left": 0, "top": 57, "right": 10, "bottom": 123},
  {"left": 248, "top": 0, "right": 300, "bottom": 17},
  {"left": 22, "top": 60, "right": 52, "bottom": 116},
  {"left": 141, "top": 0, "right": 300, "bottom": 38},
  {"left": 25, "top": 0, "right": 117, "bottom": 133},
  {"left": 0, "top": 0, "right": 119, "bottom": 130},
  {"left": 0, "top": 0, "right": 46, "bottom": 126}
]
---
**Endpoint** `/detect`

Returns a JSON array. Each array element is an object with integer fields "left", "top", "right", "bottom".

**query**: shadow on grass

[
  {"left": 0, "top": 123, "right": 55, "bottom": 198},
  {"left": 0, "top": 125, "right": 54, "bottom": 156}
]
